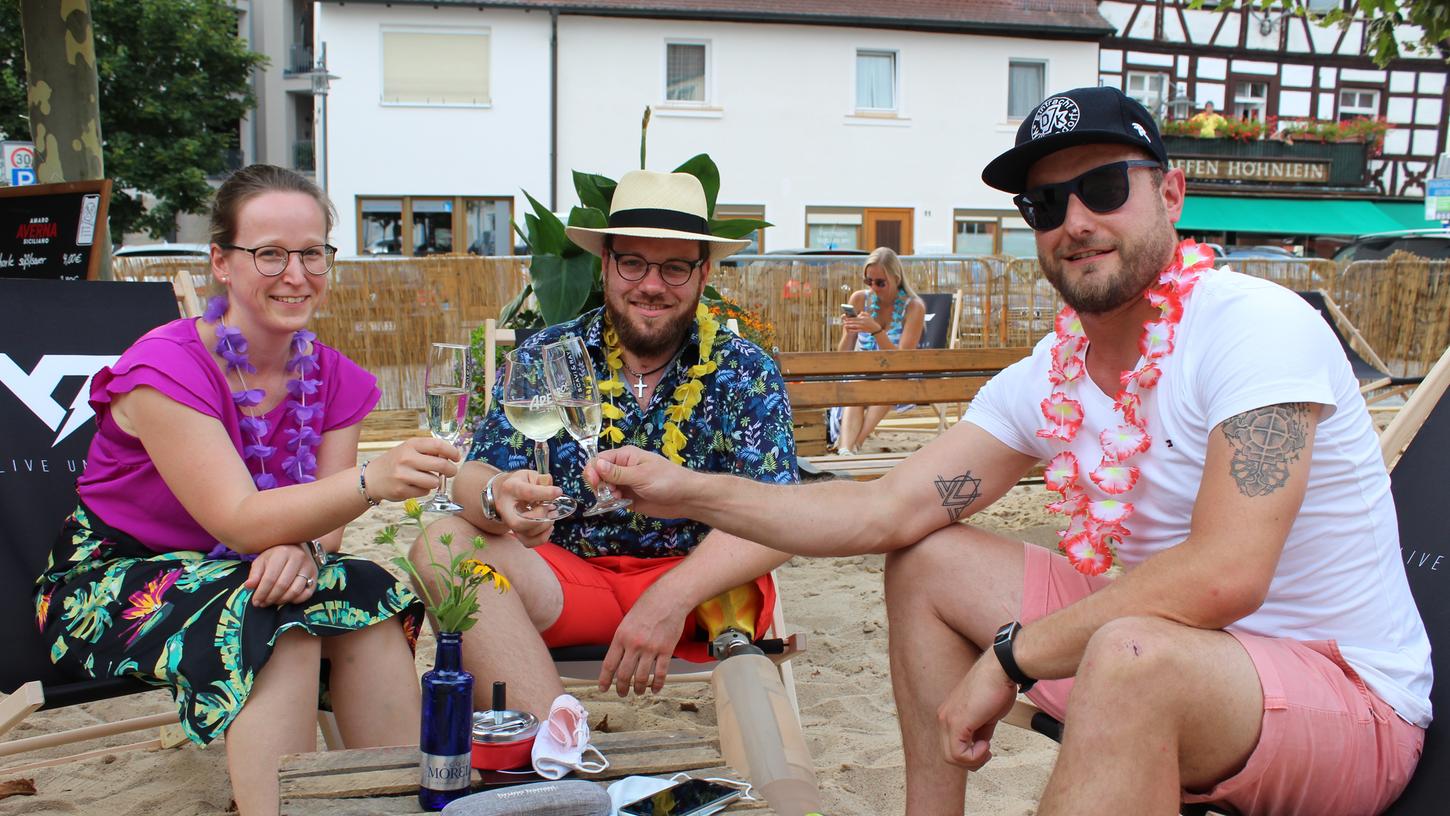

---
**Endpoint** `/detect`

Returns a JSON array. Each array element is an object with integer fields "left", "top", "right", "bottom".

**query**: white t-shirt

[{"left": 965, "top": 269, "right": 1432, "bottom": 727}]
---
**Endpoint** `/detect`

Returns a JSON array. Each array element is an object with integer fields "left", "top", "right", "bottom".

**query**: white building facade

[{"left": 316, "top": 0, "right": 1110, "bottom": 258}]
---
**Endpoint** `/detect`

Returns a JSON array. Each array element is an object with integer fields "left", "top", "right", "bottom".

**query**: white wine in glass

[
  {"left": 544, "top": 336, "right": 631, "bottom": 517},
  {"left": 501, "top": 349, "right": 577, "bottom": 521},
  {"left": 424, "top": 342, "right": 472, "bottom": 513}
]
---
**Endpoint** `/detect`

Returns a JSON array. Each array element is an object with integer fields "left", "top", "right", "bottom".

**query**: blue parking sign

[{"left": 9, "top": 168, "right": 36, "bottom": 186}]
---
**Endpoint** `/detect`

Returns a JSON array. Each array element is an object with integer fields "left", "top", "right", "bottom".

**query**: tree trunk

[{"left": 20, "top": 0, "right": 111, "bottom": 279}]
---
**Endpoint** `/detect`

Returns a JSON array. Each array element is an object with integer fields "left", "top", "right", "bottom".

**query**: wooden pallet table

[{"left": 278, "top": 729, "right": 769, "bottom": 814}]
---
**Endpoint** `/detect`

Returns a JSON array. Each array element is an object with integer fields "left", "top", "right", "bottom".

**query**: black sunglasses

[{"left": 1013, "top": 160, "right": 1163, "bottom": 232}]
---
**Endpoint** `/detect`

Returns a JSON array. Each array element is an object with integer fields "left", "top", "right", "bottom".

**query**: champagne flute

[
  {"left": 424, "top": 342, "right": 472, "bottom": 513},
  {"left": 501, "top": 348, "right": 578, "bottom": 521},
  {"left": 543, "top": 335, "right": 632, "bottom": 517}
]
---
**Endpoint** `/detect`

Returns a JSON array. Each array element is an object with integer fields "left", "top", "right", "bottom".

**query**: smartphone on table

[
  {"left": 840, "top": 303, "right": 857, "bottom": 317},
  {"left": 618, "top": 777, "right": 744, "bottom": 816}
]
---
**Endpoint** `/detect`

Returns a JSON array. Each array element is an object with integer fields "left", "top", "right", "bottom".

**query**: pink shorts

[
  {"left": 534, "top": 543, "right": 776, "bottom": 663},
  {"left": 1019, "top": 542, "right": 1424, "bottom": 816}
]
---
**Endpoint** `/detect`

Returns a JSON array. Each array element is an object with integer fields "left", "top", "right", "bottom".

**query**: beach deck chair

[
  {"left": 1003, "top": 342, "right": 1450, "bottom": 814},
  {"left": 1297, "top": 289, "right": 1422, "bottom": 405},
  {"left": 0, "top": 279, "right": 186, "bottom": 770},
  {"left": 0, "top": 279, "right": 345, "bottom": 772}
]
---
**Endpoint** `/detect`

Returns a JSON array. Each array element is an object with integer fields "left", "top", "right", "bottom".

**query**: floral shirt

[{"left": 468, "top": 307, "right": 797, "bottom": 558}]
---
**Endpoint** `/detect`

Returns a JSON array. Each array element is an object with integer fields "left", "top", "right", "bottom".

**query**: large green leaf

[
  {"left": 532, "top": 252, "right": 598, "bottom": 326},
  {"left": 523, "top": 190, "right": 569, "bottom": 255},
  {"left": 567, "top": 206, "right": 608, "bottom": 230},
  {"left": 673, "top": 154, "right": 720, "bottom": 218},
  {"left": 709, "top": 217, "right": 771, "bottom": 240},
  {"left": 513, "top": 218, "right": 535, "bottom": 253},
  {"left": 573, "top": 171, "right": 617, "bottom": 213}
]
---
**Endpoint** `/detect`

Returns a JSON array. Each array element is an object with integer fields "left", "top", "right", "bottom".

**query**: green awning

[
  {"left": 1178, "top": 197, "right": 1411, "bottom": 236},
  {"left": 1373, "top": 201, "right": 1440, "bottom": 230}
]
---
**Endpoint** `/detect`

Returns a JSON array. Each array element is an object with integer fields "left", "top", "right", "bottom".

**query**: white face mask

[
  {"left": 531, "top": 693, "right": 609, "bottom": 780},
  {"left": 605, "top": 773, "right": 754, "bottom": 816}
]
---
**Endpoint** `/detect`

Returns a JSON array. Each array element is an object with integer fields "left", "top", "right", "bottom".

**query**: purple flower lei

[{"left": 203, "top": 293, "right": 323, "bottom": 491}]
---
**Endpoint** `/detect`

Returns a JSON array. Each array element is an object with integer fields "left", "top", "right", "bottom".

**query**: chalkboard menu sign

[{"left": 0, "top": 179, "right": 111, "bottom": 281}]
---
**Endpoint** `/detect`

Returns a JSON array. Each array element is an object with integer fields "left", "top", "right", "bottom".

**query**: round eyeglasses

[
  {"left": 219, "top": 243, "right": 338, "bottom": 277},
  {"left": 608, "top": 251, "right": 703, "bottom": 287}
]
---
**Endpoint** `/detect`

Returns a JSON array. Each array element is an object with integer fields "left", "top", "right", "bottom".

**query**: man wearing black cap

[{"left": 587, "top": 87, "right": 1428, "bottom": 815}]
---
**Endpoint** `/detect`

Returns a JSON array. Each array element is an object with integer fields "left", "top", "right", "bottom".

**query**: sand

[{"left": 0, "top": 434, "right": 1064, "bottom": 815}]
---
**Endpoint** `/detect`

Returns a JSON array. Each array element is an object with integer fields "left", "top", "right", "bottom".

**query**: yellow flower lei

[{"left": 600, "top": 302, "right": 720, "bottom": 464}]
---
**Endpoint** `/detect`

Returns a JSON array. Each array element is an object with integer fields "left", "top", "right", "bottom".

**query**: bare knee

[{"left": 1077, "top": 616, "right": 1188, "bottom": 694}]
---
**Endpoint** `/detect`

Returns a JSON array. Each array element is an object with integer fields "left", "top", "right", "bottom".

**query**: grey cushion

[{"left": 440, "top": 780, "right": 612, "bottom": 816}]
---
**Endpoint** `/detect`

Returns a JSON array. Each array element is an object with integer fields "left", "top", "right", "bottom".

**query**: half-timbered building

[{"left": 1097, "top": 0, "right": 1448, "bottom": 254}]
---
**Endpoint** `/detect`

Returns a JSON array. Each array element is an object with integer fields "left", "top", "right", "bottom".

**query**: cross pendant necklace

[{"left": 622, "top": 356, "right": 673, "bottom": 403}]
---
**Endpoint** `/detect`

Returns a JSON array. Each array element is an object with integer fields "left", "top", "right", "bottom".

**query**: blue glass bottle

[{"left": 418, "top": 631, "right": 474, "bottom": 810}]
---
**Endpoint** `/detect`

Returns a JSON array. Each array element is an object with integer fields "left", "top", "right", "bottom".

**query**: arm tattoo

[
  {"left": 934, "top": 471, "right": 983, "bottom": 522},
  {"left": 1219, "top": 403, "right": 1312, "bottom": 497}
]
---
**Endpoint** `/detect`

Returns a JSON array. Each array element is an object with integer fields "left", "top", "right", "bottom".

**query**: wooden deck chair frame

[
  {"left": 549, "top": 570, "right": 806, "bottom": 721},
  {"left": 1297, "top": 289, "right": 1424, "bottom": 406},
  {"left": 0, "top": 279, "right": 341, "bottom": 775},
  {"left": 1002, "top": 343, "right": 1450, "bottom": 816}
]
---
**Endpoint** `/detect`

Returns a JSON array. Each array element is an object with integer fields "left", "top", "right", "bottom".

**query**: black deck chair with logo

[
  {"left": 0, "top": 278, "right": 188, "bottom": 767},
  {"left": 999, "top": 342, "right": 1450, "bottom": 815}
]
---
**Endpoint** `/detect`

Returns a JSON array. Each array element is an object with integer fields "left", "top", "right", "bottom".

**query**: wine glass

[
  {"left": 501, "top": 348, "right": 578, "bottom": 521},
  {"left": 424, "top": 342, "right": 472, "bottom": 513},
  {"left": 542, "top": 335, "right": 632, "bottom": 517}
]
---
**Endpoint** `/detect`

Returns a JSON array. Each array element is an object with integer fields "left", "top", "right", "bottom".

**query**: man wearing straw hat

[
  {"left": 412, "top": 170, "right": 796, "bottom": 728},
  {"left": 585, "top": 87, "right": 1429, "bottom": 815}
]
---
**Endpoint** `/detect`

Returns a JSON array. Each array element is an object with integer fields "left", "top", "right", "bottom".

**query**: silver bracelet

[{"left": 358, "top": 462, "right": 380, "bottom": 507}]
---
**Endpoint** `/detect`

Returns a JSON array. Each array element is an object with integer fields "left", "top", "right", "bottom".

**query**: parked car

[
  {"left": 1222, "top": 245, "right": 1298, "bottom": 260},
  {"left": 1332, "top": 229, "right": 1450, "bottom": 262},
  {"left": 113, "top": 242, "right": 210, "bottom": 258}
]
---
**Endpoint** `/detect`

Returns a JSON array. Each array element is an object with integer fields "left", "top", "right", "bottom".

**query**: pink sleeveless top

[{"left": 77, "top": 317, "right": 380, "bottom": 552}]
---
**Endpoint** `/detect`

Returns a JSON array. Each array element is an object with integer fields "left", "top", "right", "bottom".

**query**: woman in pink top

[{"left": 34, "top": 165, "right": 460, "bottom": 816}]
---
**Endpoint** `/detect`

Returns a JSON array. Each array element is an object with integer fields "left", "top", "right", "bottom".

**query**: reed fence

[{"left": 112, "top": 252, "right": 1448, "bottom": 407}]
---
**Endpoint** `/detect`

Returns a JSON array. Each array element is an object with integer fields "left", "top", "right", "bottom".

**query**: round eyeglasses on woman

[
  {"left": 608, "top": 251, "right": 703, "bottom": 287},
  {"left": 218, "top": 243, "right": 338, "bottom": 277}
]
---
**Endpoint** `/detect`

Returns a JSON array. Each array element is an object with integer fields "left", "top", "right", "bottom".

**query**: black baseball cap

[{"left": 982, "top": 86, "right": 1169, "bottom": 193}]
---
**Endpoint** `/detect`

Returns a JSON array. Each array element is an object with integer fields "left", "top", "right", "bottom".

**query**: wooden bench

[{"left": 780, "top": 347, "right": 1032, "bottom": 480}]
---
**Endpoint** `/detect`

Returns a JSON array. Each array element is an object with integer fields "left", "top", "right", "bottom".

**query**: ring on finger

[{"left": 296, "top": 572, "right": 315, "bottom": 588}]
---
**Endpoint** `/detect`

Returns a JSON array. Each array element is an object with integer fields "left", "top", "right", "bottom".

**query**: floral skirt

[{"left": 34, "top": 503, "right": 424, "bottom": 746}]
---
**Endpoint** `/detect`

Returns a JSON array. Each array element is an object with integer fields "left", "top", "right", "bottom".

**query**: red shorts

[
  {"left": 534, "top": 543, "right": 777, "bottom": 663},
  {"left": 1019, "top": 542, "right": 1424, "bottom": 816}
]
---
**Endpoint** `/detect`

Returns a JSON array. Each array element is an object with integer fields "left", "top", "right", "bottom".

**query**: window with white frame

[
  {"left": 1338, "top": 88, "right": 1379, "bottom": 121},
  {"left": 381, "top": 29, "right": 490, "bottom": 106},
  {"left": 665, "top": 41, "right": 708, "bottom": 103},
  {"left": 1232, "top": 80, "right": 1269, "bottom": 120},
  {"left": 1126, "top": 71, "right": 1168, "bottom": 119},
  {"left": 953, "top": 219, "right": 996, "bottom": 255},
  {"left": 806, "top": 209, "right": 863, "bottom": 251},
  {"left": 1008, "top": 60, "right": 1046, "bottom": 118},
  {"left": 855, "top": 50, "right": 897, "bottom": 111}
]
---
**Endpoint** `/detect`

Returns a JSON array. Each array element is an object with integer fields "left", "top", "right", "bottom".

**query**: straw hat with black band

[{"left": 564, "top": 170, "right": 750, "bottom": 263}]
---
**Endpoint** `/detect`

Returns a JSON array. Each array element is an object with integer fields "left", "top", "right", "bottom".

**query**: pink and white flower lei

[{"left": 1038, "top": 240, "right": 1215, "bottom": 576}]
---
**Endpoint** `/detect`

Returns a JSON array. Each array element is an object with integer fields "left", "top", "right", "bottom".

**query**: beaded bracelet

[{"left": 358, "top": 461, "right": 380, "bottom": 507}]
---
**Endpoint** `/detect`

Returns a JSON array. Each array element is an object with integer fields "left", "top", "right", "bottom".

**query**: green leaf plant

[{"left": 375, "top": 498, "right": 509, "bottom": 633}]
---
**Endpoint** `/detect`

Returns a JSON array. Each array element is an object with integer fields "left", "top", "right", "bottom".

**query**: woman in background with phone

[{"left": 832, "top": 246, "right": 925, "bottom": 455}]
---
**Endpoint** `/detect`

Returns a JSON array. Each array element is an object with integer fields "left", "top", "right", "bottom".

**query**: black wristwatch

[{"left": 992, "top": 621, "right": 1037, "bottom": 693}]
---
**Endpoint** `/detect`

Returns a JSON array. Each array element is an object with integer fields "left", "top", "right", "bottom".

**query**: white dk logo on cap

[{"left": 1031, "top": 97, "right": 1081, "bottom": 140}]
